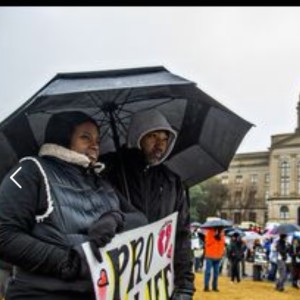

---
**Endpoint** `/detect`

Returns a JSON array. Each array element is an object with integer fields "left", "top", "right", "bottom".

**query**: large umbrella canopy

[
  {"left": 270, "top": 223, "right": 300, "bottom": 235},
  {"left": 200, "top": 218, "right": 233, "bottom": 229},
  {"left": 242, "top": 231, "right": 264, "bottom": 249},
  {"left": 0, "top": 66, "right": 252, "bottom": 186},
  {"left": 191, "top": 221, "right": 202, "bottom": 227}
]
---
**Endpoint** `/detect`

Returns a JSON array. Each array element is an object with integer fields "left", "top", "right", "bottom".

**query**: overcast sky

[{"left": 1, "top": 6, "right": 300, "bottom": 153}]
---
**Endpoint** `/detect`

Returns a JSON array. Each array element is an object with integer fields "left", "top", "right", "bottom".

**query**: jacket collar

[{"left": 39, "top": 143, "right": 105, "bottom": 174}]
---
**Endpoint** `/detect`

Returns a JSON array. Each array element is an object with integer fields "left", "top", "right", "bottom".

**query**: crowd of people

[
  {"left": 191, "top": 223, "right": 300, "bottom": 292},
  {"left": 0, "top": 107, "right": 299, "bottom": 299}
]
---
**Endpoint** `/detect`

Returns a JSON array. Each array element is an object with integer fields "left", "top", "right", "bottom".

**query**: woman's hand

[{"left": 88, "top": 211, "right": 124, "bottom": 262}]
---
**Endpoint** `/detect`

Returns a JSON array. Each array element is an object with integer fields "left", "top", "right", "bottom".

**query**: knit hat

[{"left": 44, "top": 111, "right": 98, "bottom": 148}]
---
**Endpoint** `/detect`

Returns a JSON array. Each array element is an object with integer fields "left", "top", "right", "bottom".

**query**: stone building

[{"left": 219, "top": 101, "right": 300, "bottom": 226}]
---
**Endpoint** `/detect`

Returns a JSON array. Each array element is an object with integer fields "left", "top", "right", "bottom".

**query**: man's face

[
  {"left": 140, "top": 130, "right": 169, "bottom": 165},
  {"left": 70, "top": 121, "right": 100, "bottom": 165}
]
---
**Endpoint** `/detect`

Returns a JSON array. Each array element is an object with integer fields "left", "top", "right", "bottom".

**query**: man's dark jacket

[{"left": 102, "top": 147, "right": 195, "bottom": 294}]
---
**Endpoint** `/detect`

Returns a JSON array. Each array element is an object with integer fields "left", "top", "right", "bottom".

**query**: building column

[{"left": 290, "top": 154, "right": 297, "bottom": 195}]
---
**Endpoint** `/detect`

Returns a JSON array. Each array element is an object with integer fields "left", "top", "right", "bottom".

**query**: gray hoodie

[{"left": 127, "top": 109, "right": 177, "bottom": 165}]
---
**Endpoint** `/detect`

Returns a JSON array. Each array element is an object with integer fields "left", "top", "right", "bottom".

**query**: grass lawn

[{"left": 193, "top": 272, "right": 299, "bottom": 299}]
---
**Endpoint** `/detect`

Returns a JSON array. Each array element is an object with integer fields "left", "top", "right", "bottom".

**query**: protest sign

[
  {"left": 191, "top": 236, "right": 200, "bottom": 250},
  {"left": 82, "top": 212, "right": 178, "bottom": 300},
  {"left": 254, "top": 249, "right": 267, "bottom": 265}
]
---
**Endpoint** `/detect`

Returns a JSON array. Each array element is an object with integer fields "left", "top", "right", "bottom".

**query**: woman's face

[{"left": 70, "top": 121, "right": 100, "bottom": 165}]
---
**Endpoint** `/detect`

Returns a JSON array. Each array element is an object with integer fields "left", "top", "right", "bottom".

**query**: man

[
  {"left": 203, "top": 227, "right": 225, "bottom": 292},
  {"left": 289, "top": 236, "right": 300, "bottom": 288},
  {"left": 102, "top": 109, "right": 195, "bottom": 300},
  {"left": 275, "top": 234, "right": 290, "bottom": 292}
]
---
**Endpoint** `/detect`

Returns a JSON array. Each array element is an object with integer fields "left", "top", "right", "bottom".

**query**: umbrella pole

[
  {"left": 108, "top": 111, "right": 132, "bottom": 204},
  {"left": 185, "top": 186, "right": 191, "bottom": 204}
]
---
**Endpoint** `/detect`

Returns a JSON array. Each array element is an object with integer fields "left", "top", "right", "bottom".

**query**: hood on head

[{"left": 127, "top": 110, "right": 177, "bottom": 165}]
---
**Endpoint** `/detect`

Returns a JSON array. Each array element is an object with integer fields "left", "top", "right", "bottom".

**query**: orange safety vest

[{"left": 204, "top": 228, "right": 225, "bottom": 259}]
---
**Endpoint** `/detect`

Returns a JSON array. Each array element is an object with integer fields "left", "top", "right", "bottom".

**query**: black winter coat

[
  {"left": 276, "top": 239, "right": 290, "bottom": 261},
  {"left": 101, "top": 147, "right": 195, "bottom": 294},
  {"left": 0, "top": 156, "right": 147, "bottom": 300},
  {"left": 227, "top": 240, "right": 243, "bottom": 262}
]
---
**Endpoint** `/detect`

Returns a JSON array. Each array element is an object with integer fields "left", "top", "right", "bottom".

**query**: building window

[
  {"left": 298, "top": 161, "right": 300, "bottom": 194},
  {"left": 280, "top": 205, "right": 289, "bottom": 220},
  {"left": 234, "top": 212, "right": 241, "bottom": 224},
  {"left": 234, "top": 191, "right": 242, "bottom": 204},
  {"left": 248, "top": 190, "right": 257, "bottom": 202},
  {"left": 233, "top": 212, "right": 242, "bottom": 224},
  {"left": 280, "top": 161, "right": 290, "bottom": 196},
  {"left": 235, "top": 175, "right": 243, "bottom": 185},
  {"left": 249, "top": 212, "right": 257, "bottom": 222},
  {"left": 265, "top": 173, "right": 270, "bottom": 184},
  {"left": 265, "top": 189, "right": 270, "bottom": 200},
  {"left": 250, "top": 174, "right": 258, "bottom": 185},
  {"left": 221, "top": 176, "right": 229, "bottom": 185},
  {"left": 264, "top": 211, "right": 268, "bottom": 224}
]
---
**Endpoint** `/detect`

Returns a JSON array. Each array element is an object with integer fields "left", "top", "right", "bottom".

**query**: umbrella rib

[
  {"left": 87, "top": 92, "right": 104, "bottom": 109},
  {"left": 115, "top": 89, "right": 134, "bottom": 113},
  {"left": 111, "top": 97, "right": 178, "bottom": 142},
  {"left": 85, "top": 92, "right": 112, "bottom": 126},
  {"left": 115, "top": 98, "right": 175, "bottom": 119},
  {"left": 111, "top": 111, "right": 129, "bottom": 140},
  {"left": 100, "top": 126, "right": 111, "bottom": 140}
]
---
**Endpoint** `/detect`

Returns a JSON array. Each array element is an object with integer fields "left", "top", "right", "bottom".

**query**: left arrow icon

[{"left": 10, "top": 167, "right": 22, "bottom": 189}]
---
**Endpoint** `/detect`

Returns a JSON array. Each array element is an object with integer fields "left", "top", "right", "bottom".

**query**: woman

[{"left": 0, "top": 111, "right": 148, "bottom": 300}]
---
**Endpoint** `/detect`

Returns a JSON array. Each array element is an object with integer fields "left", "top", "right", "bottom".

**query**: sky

[{"left": 1, "top": 6, "right": 300, "bottom": 154}]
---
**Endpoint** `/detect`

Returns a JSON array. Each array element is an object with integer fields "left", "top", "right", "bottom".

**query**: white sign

[
  {"left": 82, "top": 212, "right": 178, "bottom": 300},
  {"left": 254, "top": 249, "right": 267, "bottom": 265},
  {"left": 191, "top": 237, "right": 200, "bottom": 250}
]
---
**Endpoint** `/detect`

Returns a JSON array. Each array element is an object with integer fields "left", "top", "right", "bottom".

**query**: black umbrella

[
  {"left": 0, "top": 66, "right": 252, "bottom": 189},
  {"left": 270, "top": 223, "right": 300, "bottom": 235},
  {"left": 226, "top": 229, "right": 246, "bottom": 237},
  {"left": 200, "top": 218, "right": 233, "bottom": 229}
]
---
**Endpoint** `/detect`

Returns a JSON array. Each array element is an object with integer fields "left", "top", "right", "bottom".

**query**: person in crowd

[
  {"left": 252, "top": 239, "right": 265, "bottom": 281},
  {"left": 203, "top": 227, "right": 225, "bottom": 292},
  {"left": 0, "top": 111, "right": 148, "bottom": 300},
  {"left": 227, "top": 233, "right": 243, "bottom": 283},
  {"left": 275, "top": 234, "right": 290, "bottom": 292},
  {"left": 267, "top": 238, "right": 278, "bottom": 282},
  {"left": 240, "top": 238, "right": 248, "bottom": 277},
  {"left": 289, "top": 236, "right": 300, "bottom": 289},
  {"left": 257, "top": 227, "right": 263, "bottom": 235},
  {"left": 191, "top": 228, "right": 204, "bottom": 272},
  {"left": 101, "top": 109, "right": 195, "bottom": 300},
  {"left": 263, "top": 238, "right": 272, "bottom": 261},
  {"left": 224, "top": 237, "right": 232, "bottom": 277}
]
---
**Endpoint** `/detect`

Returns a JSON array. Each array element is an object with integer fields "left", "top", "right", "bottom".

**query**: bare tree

[
  {"left": 227, "top": 182, "right": 257, "bottom": 221},
  {"left": 189, "top": 177, "right": 228, "bottom": 223}
]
